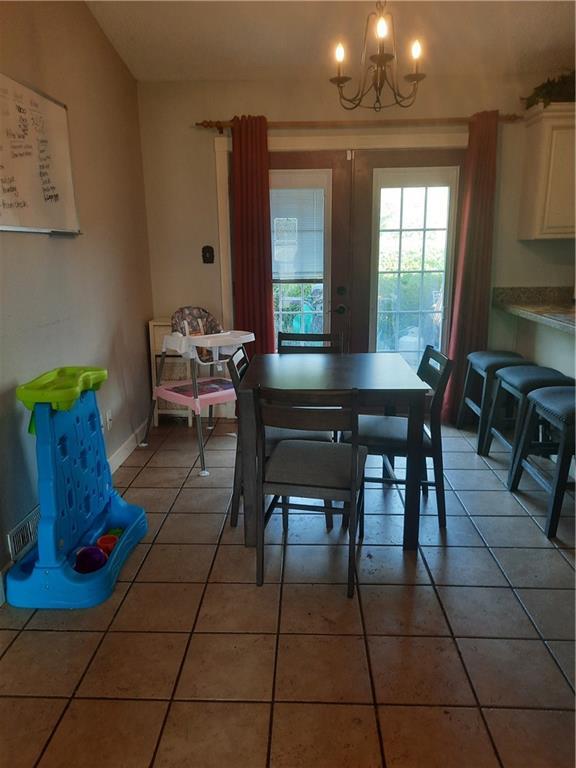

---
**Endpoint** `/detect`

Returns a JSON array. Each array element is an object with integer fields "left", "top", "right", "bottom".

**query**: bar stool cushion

[
  {"left": 467, "top": 350, "right": 524, "bottom": 374},
  {"left": 497, "top": 365, "right": 574, "bottom": 394},
  {"left": 528, "top": 386, "right": 576, "bottom": 426}
]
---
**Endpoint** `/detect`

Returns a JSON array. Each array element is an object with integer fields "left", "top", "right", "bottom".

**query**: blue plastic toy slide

[{"left": 6, "top": 367, "right": 147, "bottom": 609}]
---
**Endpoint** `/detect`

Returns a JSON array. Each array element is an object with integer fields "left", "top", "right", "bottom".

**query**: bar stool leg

[
  {"left": 546, "top": 433, "right": 573, "bottom": 539},
  {"left": 456, "top": 362, "right": 473, "bottom": 428},
  {"left": 506, "top": 396, "right": 528, "bottom": 487},
  {"left": 482, "top": 379, "right": 503, "bottom": 456},
  {"left": 477, "top": 374, "right": 493, "bottom": 456},
  {"left": 509, "top": 403, "right": 537, "bottom": 491}
]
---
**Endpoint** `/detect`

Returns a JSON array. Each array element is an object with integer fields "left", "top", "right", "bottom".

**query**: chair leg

[
  {"left": 432, "top": 449, "right": 447, "bottom": 528},
  {"left": 195, "top": 411, "right": 209, "bottom": 476},
  {"left": 420, "top": 455, "right": 429, "bottom": 498},
  {"left": 347, "top": 501, "right": 357, "bottom": 598},
  {"left": 230, "top": 443, "right": 242, "bottom": 527},
  {"left": 341, "top": 508, "right": 350, "bottom": 530},
  {"left": 456, "top": 362, "right": 473, "bottom": 428},
  {"left": 281, "top": 496, "right": 290, "bottom": 535},
  {"left": 324, "top": 500, "right": 334, "bottom": 532},
  {"left": 358, "top": 486, "right": 365, "bottom": 540},
  {"left": 256, "top": 493, "right": 265, "bottom": 586},
  {"left": 482, "top": 379, "right": 502, "bottom": 456},
  {"left": 476, "top": 374, "right": 492, "bottom": 456},
  {"left": 509, "top": 404, "right": 536, "bottom": 491},
  {"left": 545, "top": 434, "right": 573, "bottom": 539}
]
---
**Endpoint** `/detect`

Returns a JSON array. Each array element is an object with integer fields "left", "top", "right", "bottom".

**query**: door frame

[{"left": 214, "top": 129, "right": 468, "bottom": 333}]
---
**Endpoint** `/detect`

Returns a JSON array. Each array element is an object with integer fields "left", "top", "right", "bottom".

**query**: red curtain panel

[
  {"left": 231, "top": 115, "right": 275, "bottom": 355},
  {"left": 443, "top": 110, "right": 500, "bottom": 423}
]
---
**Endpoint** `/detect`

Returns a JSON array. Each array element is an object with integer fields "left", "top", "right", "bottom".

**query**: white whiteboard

[{"left": 0, "top": 73, "right": 79, "bottom": 233}]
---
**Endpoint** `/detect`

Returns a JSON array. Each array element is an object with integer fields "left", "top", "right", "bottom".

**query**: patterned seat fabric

[
  {"left": 528, "top": 386, "right": 576, "bottom": 425},
  {"left": 171, "top": 306, "right": 223, "bottom": 362}
]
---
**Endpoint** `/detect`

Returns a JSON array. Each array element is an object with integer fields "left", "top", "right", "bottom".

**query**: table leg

[
  {"left": 238, "top": 389, "right": 257, "bottom": 547},
  {"left": 403, "top": 392, "right": 425, "bottom": 550}
]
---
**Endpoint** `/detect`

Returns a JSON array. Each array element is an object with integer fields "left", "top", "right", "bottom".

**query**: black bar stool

[
  {"left": 456, "top": 351, "right": 526, "bottom": 454},
  {"left": 482, "top": 365, "right": 574, "bottom": 458},
  {"left": 509, "top": 386, "right": 575, "bottom": 538}
]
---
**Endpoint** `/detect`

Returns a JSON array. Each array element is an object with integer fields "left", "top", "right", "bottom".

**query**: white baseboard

[{"left": 107, "top": 419, "right": 148, "bottom": 473}]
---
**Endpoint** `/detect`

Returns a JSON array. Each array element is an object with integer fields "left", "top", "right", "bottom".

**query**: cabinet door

[{"left": 543, "top": 125, "right": 575, "bottom": 236}]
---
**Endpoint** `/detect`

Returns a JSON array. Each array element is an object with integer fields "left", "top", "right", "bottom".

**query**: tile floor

[{"left": 0, "top": 419, "right": 574, "bottom": 767}]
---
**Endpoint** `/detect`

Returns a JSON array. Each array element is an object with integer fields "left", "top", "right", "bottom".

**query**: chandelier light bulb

[
  {"left": 335, "top": 43, "right": 345, "bottom": 63},
  {"left": 376, "top": 16, "right": 388, "bottom": 39},
  {"left": 411, "top": 39, "right": 422, "bottom": 60}
]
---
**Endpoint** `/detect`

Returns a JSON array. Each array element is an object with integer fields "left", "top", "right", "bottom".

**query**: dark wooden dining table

[{"left": 237, "top": 352, "right": 430, "bottom": 550}]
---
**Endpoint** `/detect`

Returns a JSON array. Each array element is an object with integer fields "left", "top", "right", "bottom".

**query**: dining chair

[
  {"left": 227, "top": 348, "right": 334, "bottom": 529},
  {"left": 255, "top": 387, "right": 366, "bottom": 596},
  {"left": 341, "top": 345, "right": 453, "bottom": 525},
  {"left": 277, "top": 331, "right": 343, "bottom": 354}
]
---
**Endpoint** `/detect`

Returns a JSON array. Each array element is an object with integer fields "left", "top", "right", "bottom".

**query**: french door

[{"left": 266, "top": 148, "right": 464, "bottom": 356}]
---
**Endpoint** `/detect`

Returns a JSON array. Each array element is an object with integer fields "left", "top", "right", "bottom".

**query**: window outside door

[
  {"left": 370, "top": 167, "right": 459, "bottom": 367},
  {"left": 269, "top": 169, "right": 332, "bottom": 344}
]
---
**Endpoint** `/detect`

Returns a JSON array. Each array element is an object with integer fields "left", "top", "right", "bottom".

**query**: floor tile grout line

[
  {"left": 1, "top": 691, "right": 574, "bottom": 712},
  {"left": 417, "top": 543, "right": 506, "bottom": 768},
  {"left": 265, "top": 515, "right": 287, "bottom": 768},
  {"left": 146, "top": 460, "right": 233, "bottom": 768},
  {"left": 355, "top": 556, "right": 389, "bottom": 768}
]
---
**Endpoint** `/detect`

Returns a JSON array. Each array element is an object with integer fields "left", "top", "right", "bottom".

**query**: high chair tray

[{"left": 162, "top": 330, "right": 254, "bottom": 358}]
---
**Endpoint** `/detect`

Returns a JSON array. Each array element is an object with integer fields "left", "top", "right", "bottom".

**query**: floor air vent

[{"left": 7, "top": 508, "right": 40, "bottom": 561}]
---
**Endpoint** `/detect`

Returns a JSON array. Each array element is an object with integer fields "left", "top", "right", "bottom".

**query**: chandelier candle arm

[{"left": 329, "top": 0, "right": 426, "bottom": 111}]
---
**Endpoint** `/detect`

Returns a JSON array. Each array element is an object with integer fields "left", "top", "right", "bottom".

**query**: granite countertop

[{"left": 493, "top": 287, "right": 575, "bottom": 335}]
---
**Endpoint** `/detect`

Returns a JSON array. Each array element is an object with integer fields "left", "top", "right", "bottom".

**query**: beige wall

[{"left": 0, "top": 2, "right": 153, "bottom": 567}]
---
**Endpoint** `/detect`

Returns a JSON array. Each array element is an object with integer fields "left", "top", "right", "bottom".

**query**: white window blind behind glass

[{"left": 270, "top": 188, "right": 324, "bottom": 280}]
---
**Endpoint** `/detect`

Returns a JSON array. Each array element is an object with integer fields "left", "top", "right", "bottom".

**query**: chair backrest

[
  {"left": 277, "top": 331, "right": 343, "bottom": 354},
  {"left": 227, "top": 346, "right": 250, "bottom": 392},
  {"left": 254, "top": 386, "right": 360, "bottom": 491},
  {"left": 417, "top": 345, "right": 453, "bottom": 435}
]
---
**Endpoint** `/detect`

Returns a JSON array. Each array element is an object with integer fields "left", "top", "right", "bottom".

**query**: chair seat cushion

[
  {"left": 528, "top": 386, "right": 576, "bottom": 425},
  {"left": 265, "top": 427, "right": 332, "bottom": 455},
  {"left": 342, "top": 415, "right": 432, "bottom": 453},
  {"left": 467, "top": 350, "right": 524, "bottom": 374},
  {"left": 265, "top": 440, "right": 367, "bottom": 489},
  {"left": 497, "top": 365, "right": 574, "bottom": 394}
]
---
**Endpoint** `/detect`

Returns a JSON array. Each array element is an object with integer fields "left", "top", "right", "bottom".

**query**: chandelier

[{"left": 329, "top": 1, "right": 425, "bottom": 111}]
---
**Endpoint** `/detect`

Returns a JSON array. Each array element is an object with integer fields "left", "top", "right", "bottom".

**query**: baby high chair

[{"left": 142, "top": 306, "right": 254, "bottom": 476}]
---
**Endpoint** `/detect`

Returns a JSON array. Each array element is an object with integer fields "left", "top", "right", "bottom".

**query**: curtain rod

[{"left": 195, "top": 115, "right": 521, "bottom": 134}]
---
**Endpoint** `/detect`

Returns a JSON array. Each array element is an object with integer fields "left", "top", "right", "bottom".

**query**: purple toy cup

[{"left": 74, "top": 546, "right": 108, "bottom": 574}]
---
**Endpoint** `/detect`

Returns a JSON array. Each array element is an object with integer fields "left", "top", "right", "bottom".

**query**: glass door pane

[
  {"left": 371, "top": 167, "right": 459, "bottom": 367},
  {"left": 270, "top": 170, "right": 332, "bottom": 345}
]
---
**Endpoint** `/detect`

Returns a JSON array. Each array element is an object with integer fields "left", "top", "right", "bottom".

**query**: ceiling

[{"left": 87, "top": 1, "right": 575, "bottom": 82}]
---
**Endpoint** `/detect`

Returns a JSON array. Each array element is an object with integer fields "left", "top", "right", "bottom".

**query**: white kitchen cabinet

[{"left": 518, "top": 103, "right": 575, "bottom": 240}]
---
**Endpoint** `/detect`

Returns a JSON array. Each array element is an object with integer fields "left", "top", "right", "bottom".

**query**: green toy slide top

[{"left": 17, "top": 367, "right": 108, "bottom": 412}]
